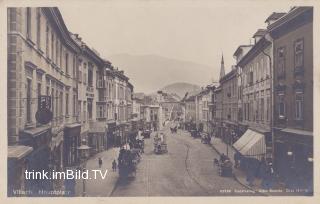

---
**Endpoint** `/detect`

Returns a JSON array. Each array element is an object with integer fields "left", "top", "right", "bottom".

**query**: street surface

[{"left": 75, "top": 127, "right": 254, "bottom": 196}]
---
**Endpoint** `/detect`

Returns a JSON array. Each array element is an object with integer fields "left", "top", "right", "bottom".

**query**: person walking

[
  {"left": 112, "top": 159, "right": 117, "bottom": 172},
  {"left": 98, "top": 157, "right": 103, "bottom": 168}
]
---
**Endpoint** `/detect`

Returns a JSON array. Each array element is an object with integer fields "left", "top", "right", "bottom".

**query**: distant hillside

[
  {"left": 108, "top": 54, "right": 216, "bottom": 93},
  {"left": 161, "top": 82, "right": 201, "bottom": 99}
]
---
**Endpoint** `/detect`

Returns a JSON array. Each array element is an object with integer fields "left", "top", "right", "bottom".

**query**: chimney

[{"left": 265, "top": 12, "right": 286, "bottom": 26}]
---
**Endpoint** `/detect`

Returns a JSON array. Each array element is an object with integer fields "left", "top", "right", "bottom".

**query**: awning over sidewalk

[
  {"left": 233, "top": 129, "right": 266, "bottom": 159},
  {"left": 8, "top": 145, "right": 33, "bottom": 160}
]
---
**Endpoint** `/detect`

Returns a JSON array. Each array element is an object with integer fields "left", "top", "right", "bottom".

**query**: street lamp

[{"left": 77, "top": 139, "right": 91, "bottom": 197}]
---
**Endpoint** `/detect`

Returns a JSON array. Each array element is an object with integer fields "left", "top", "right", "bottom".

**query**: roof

[
  {"left": 265, "top": 12, "right": 286, "bottom": 23},
  {"left": 233, "top": 45, "right": 253, "bottom": 57},
  {"left": 268, "top": 7, "right": 313, "bottom": 37},
  {"left": 253, "top": 29, "right": 267, "bottom": 37},
  {"left": 237, "top": 36, "right": 271, "bottom": 67},
  {"left": 219, "top": 68, "right": 237, "bottom": 84}
]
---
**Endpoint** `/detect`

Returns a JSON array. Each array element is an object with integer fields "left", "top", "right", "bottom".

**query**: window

[
  {"left": 60, "top": 44, "right": 63, "bottom": 69},
  {"left": 36, "top": 9, "right": 41, "bottom": 48},
  {"left": 46, "top": 24, "right": 49, "bottom": 57},
  {"left": 56, "top": 40, "right": 59, "bottom": 65},
  {"left": 56, "top": 90, "right": 59, "bottom": 119},
  {"left": 277, "top": 47, "right": 286, "bottom": 77},
  {"left": 295, "top": 93, "right": 303, "bottom": 120},
  {"left": 26, "top": 8, "right": 31, "bottom": 38},
  {"left": 97, "top": 105, "right": 105, "bottom": 118},
  {"left": 51, "top": 32, "right": 54, "bottom": 60},
  {"left": 266, "top": 97, "right": 270, "bottom": 121},
  {"left": 51, "top": 88, "right": 54, "bottom": 116},
  {"left": 249, "top": 71, "right": 253, "bottom": 85},
  {"left": 73, "top": 94, "right": 76, "bottom": 116},
  {"left": 88, "top": 100, "right": 92, "bottom": 119},
  {"left": 83, "top": 101, "right": 87, "bottom": 122},
  {"left": 66, "top": 93, "right": 69, "bottom": 116},
  {"left": 294, "top": 39, "right": 304, "bottom": 68},
  {"left": 26, "top": 79, "right": 32, "bottom": 123},
  {"left": 88, "top": 68, "right": 93, "bottom": 86},
  {"left": 59, "top": 91, "right": 63, "bottom": 118},
  {"left": 260, "top": 98, "right": 264, "bottom": 122},
  {"left": 37, "top": 83, "right": 41, "bottom": 111},
  {"left": 72, "top": 55, "right": 76, "bottom": 78},
  {"left": 278, "top": 95, "right": 285, "bottom": 119},
  {"left": 65, "top": 53, "right": 69, "bottom": 75}
]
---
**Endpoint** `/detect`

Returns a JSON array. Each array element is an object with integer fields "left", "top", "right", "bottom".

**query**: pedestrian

[
  {"left": 220, "top": 153, "right": 227, "bottom": 163},
  {"left": 98, "top": 157, "right": 102, "bottom": 168},
  {"left": 112, "top": 159, "right": 117, "bottom": 172},
  {"left": 234, "top": 152, "right": 240, "bottom": 168}
]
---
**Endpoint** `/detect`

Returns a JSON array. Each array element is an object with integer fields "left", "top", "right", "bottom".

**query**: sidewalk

[
  {"left": 210, "top": 137, "right": 270, "bottom": 196},
  {"left": 74, "top": 147, "right": 120, "bottom": 196}
]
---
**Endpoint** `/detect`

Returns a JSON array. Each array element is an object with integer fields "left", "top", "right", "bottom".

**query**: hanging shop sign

[{"left": 35, "top": 95, "right": 53, "bottom": 124}]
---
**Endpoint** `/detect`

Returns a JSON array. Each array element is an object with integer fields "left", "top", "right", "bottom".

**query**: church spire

[{"left": 219, "top": 53, "right": 225, "bottom": 79}]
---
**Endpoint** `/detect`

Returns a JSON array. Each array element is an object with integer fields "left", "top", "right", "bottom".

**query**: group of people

[{"left": 98, "top": 157, "right": 117, "bottom": 172}]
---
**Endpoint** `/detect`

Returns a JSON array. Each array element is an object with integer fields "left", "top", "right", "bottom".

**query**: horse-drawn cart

[
  {"left": 154, "top": 132, "right": 168, "bottom": 154},
  {"left": 118, "top": 148, "right": 138, "bottom": 178}
]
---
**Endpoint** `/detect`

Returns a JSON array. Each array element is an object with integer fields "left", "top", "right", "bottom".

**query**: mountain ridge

[{"left": 108, "top": 53, "right": 216, "bottom": 94}]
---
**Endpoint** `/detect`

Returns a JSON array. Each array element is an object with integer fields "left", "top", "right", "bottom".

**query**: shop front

[
  {"left": 233, "top": 128, "right": 267, "bottom": 176},
  {"left": 7, "top": 145, "right": 33, "bottom": 196},
  {"left": 88, "top": 121, "right": 106, "bottom": 155},
  {"left": 63, "top": 123, "right": 81, "bottom": 167},
  {"left": 19, "top": 126, "right": 53, "bottom": 195},
  {"left": 106, "top": 121, "right": 116, "bottom": 149},
  {"left": 274, "top": 128, "right": 313, "bottom": 190}
]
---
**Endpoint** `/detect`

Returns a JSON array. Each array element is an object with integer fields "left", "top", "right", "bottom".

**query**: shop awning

[
  {"left": 8, "top": 145, "right": 33, "bottom": 160},
  {"left": 233, "top": 129, "right": 266, "bottom": 159},
  {"left": 281, "top": 128, "right": 313, "bottom": 137},
  {"left": 65, "top": 123, "right": 81, "bottom": 129},
  {"left": 23, "top": 125, "right": 51, "bottom": 137}
]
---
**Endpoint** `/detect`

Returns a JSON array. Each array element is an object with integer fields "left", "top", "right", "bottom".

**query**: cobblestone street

[{"left": 75, "top": 127, "right": 255, "bottom": 196}]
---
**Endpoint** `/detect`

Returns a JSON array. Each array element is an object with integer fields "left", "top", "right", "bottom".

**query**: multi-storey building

[
  {"left": 7, "top": 7, "right": 82, "bottom": 193},
  {"left": 233, "top": 45, "right": 253, "bottom": 135},
  {"left": 71, "top": 33, "right": 108, "bottom": 155},
  {"left": 233, "top": 27, "right": 274, "bottom": 161},
  {"left": 7, "top": 7, "right": 135, "bottom": 194},
  {"left": 212, "top": 85, "right": 223, "bottom": 138},
  {"left": 268, "top": 7, "right": 313, "bottom": 188},
  {"left": 184, "top": 95, "right": 196, "bottom": 123}
]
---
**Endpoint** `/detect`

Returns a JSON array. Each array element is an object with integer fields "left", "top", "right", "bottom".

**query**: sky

[{"left": 58, "top": 0, "right": 291, "bottom": 92}]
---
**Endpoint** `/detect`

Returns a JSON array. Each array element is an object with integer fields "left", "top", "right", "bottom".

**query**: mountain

[
  {"left": 161, "top": 82, "right": 201, "bottom": 99},
  {"left": 108, "top": 54, "right": 216, "bottom": 94}
]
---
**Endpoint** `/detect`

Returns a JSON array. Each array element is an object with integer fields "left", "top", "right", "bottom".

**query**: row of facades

[
  {"left": 7, "top": 7, "right": 134, "bottom": 193},
  {"left": 183, "top": 7, "right": 313, "bottom": 187}
]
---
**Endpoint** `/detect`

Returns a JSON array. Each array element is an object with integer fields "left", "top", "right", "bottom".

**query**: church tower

[{"left": 219, "top": 54, "right": 225, "bottom": 80}]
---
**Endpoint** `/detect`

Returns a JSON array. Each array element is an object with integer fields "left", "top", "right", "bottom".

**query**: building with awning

[
  {"left": 233, "top": 128, "right": 266, "bottom": 160},
  {"left": 8, "top": 145, "right": 33, "bottom": 196}
]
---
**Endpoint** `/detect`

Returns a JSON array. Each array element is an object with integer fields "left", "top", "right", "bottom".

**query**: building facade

[
  {"left": 7, "top": 7, "right": 134, "bottom": 194},
  {"left": 7, "top": 7, "right": 82, "bottom": 193},
  {"left": 269, "top": 7, "right": 313, "bottom": 188}
]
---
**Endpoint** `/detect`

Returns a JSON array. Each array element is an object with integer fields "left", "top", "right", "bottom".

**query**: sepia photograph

[{"left": 2, "top": 0, "right": 319, "bottom": 201}]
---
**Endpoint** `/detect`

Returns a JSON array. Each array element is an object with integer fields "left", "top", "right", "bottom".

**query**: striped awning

[{"left": 233, "top": 129, "right": 266, "bottom": 159}]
